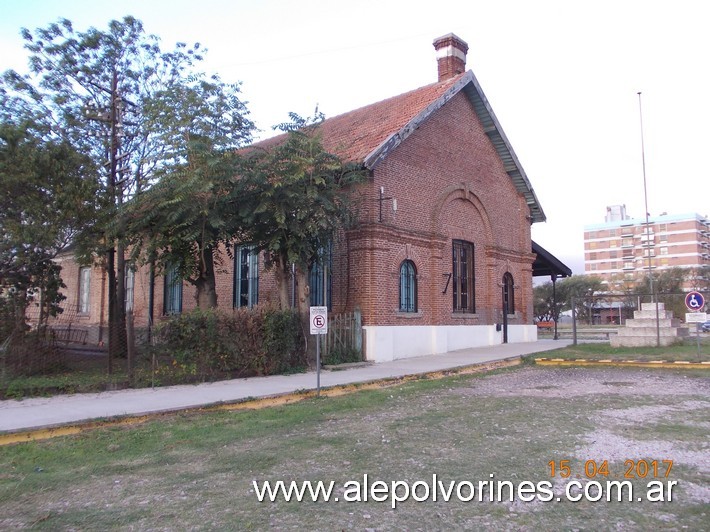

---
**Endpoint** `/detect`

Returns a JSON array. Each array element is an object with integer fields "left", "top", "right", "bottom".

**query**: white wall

[{"left": 362, "top": 325, "right": 538, "bottom": 362}]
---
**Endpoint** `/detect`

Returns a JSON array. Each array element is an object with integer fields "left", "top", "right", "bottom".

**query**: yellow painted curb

[
  {"left": 0, "top": 357, "right": 521, "bottom": 446},
  {"left": 534, "top": 358, "right": 710, "bottom": 370}
]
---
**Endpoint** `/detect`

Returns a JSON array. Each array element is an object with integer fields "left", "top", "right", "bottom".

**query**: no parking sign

[
  {"left": 310, "top": 306, "right": 328, "bottom": 335},
  {"left": 310, "top": 306, "right": 328, "bottom": 396}
]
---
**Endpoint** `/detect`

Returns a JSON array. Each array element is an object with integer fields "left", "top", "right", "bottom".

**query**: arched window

[
  {"left": 502, "top": 272, "right": 515, "bottom": 314},
  {"left": 399, "top": 260, "right": 417, "bottom": 312}
]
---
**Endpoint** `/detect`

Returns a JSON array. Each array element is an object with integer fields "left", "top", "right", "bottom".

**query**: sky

[{"left": 1, "top": 0, "right": 709, "bottom": 275}]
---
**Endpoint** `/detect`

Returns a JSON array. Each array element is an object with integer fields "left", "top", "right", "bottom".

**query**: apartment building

[{"left": 583, "top": 205, "right": 710, "bottom": 290}]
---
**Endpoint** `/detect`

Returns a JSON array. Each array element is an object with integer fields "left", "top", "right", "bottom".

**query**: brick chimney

[{"left": 433, "top": 33, "right": 468, "bottom": 81}]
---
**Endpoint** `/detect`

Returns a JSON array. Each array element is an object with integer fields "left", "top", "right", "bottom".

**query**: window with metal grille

[
  {"left": 163, "top": 263, "right": 182, "bottom": 315},
  {"left": 234, "top": 245, "right": 259, "bottom": 308},
  {"left": 399, "top": 260, "right": 417, "bottom": 312},
  {"left": 502, "top": 272, "right": 514, "bottom": 314},
  {"left": 452, "top": 240, "right": 475, "bottom": 313},
  {"left": 124, "top": 266, "right": 135, "bottom": 312},
  {"left": 309, "top": 243, "right": 332, "bottom": 309},
  {"left": 78, "top": 267, "right": 91, "bottom": 314}
]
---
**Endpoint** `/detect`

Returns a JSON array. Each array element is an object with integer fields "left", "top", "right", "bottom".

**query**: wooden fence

[{"left": 322, "top": 310, "right": 362, "bottom": 361}]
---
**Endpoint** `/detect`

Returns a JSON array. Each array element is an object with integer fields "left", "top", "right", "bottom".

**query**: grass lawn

[
  {"left": 1, "top": 365, "right": 708, "bottom": 530},
  {"left": 535, "top": 338, "right": 710, "bottom": 363}
]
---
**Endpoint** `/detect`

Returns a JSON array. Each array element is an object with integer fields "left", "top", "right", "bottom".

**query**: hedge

[{"left": 144, "top": 306, "right": 306, "bottom": 384}]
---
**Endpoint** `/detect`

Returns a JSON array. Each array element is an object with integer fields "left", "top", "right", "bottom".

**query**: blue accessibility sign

[{"left": 685, "top": 291, "right": 705, "bottom": 311}]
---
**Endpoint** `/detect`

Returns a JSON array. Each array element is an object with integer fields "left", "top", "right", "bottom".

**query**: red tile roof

[
  {"left": 250, "top": 70, "right": 546, "bottom": 222},
  {"left": 252, "top": 73, "right": 466, "bottom": 163}
]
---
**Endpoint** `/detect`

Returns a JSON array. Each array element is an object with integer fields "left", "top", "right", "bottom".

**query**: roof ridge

[{"left": 323, "top": 73, "right": 464, "bottom": 123}]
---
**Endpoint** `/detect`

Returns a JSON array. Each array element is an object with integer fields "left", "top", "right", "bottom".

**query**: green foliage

[
  {"left": 144, "top": 73, "right": 253, "bottom": 167},
  {"left": 533, "top": 282, "right": 559, "bottom": 322},
  {"left": 0, "top": 361, "right": 130, "bottom": 399},
  {"left": 1, "top": 16, "right": 254, "bottom": 334},
  {"left": 0, "top": 16, "right": 210, "bottom": 198},
  {"left": 118, "top": 69, "right": 254, "bottom": 308},
  {"left": 145, "top": 307, "right": 306, "bottom": 384},
  {"left": 0, "top": 122, "right": 97, "bottom": 333},
  {"left": 0, "top": 329, "right": 65, "bottom": 379},
  {"left": 529, "top": 340, "right": 709, "bottom": 362},
  {"left": 536, "top": 268, "right": 702, "bottom": 326},
  {"left": 690, "top": 264, "right": 710, "bottom": 293},
  {"left": 239, "top": 114, "right": 366, "bottom": 272},
  {"left": 323, "top": 346, "right": 362, "bottom": 365},
  {"left": 235, "top": 114, "right": 368, "bottom": 364},
  {"left": 0, "top": 296, "right": 16, "bottom": 343},
  {"left": 120, "top": 146, "right": 245, "bottom": 308},
  {"left": 263, "top": 310, "right": 304, "bottom": 373},
  {"left": 534, "top": 276, "right": 604, "bottom": 324},
  {"left": 635, "top": 267, "right": 690, "bottom": 319}
]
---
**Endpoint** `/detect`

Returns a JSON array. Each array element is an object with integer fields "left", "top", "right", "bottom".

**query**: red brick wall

[
  {"left": 51, "top": 90, "right": 536, "bottom": 336},
  {"left": 340, "top": 91, "right": 534, "bottom": 326}
]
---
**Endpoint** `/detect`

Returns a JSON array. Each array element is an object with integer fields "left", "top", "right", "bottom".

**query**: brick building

[
  {"left": 584, "top": 205, "right": 710, "bottom": 291},
  {"left": 51, "top": 34, "right": 567, "bottom": 362}
]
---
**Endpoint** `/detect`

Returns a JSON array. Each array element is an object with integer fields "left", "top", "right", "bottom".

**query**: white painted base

[{"left": 362, "top": 325, "right": 538, "bottom": 363}]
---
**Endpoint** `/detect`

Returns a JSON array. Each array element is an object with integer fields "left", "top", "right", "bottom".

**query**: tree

[
  {"left": 0, "top": 122, "right": 98, "bottom": 339},
  {"left": 557, "top": 275, "right": 604, "bottom": 325},
  {"left": 0, "top": 16, "right": 250, "bottom": 359},
  {"left": 636, "top": 267, "right": 688, "bottom": 319},
  {"left": 121, "top": 147, "right": 245, "bottom": 309},
  {"left": 237, "top": 114, "right": 367, "bottom": 362},
  {"left": 119, "top": 74, "right": 254, "bottom": 308},
  {"left": 533, "top": 282, "right": 560, "bottom": 323},
  {"left": 688, "top": 265, "right": 710, "bottom": 294}
]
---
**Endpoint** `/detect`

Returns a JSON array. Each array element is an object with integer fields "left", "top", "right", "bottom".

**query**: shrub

[
  {"left": 144, "top": 307, "right": 305, "bottom": 384},
  {"left": 323, "top": 346, "right": 361, "bottom": 365},
  {"left": 263, "top": 309, "right": 305, "bottom": 373}
]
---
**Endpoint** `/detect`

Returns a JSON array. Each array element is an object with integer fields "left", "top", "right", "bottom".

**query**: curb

[
  {"left": 534, "top": 358, "right": 710, "bottom": 369},
  {"left": 0, "top": 356, "right": 522, "bottom": 446}
]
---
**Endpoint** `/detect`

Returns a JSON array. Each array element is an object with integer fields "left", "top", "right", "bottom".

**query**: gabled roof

[{"left": 254, "top": 70, "right": 546, "bottom": 223}]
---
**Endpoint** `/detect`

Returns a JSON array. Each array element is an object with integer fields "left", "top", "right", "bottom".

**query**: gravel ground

[
  {"left": 1, "top": 365, "right": 708, "bottom": 530},
  {"left": 456, "top": 366, "right": 710, "bottom": 504}
]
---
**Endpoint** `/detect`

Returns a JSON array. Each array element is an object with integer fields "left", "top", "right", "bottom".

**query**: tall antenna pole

[
  {"left": 637, "top": 92, "right": 654, "bottom": 298},
  {"left": 637, "top": 91, "right": 660, "bottom": 346}
]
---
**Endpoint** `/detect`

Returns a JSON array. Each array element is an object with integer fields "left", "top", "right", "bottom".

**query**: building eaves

[{"left": 532, "top": 240, "right": 572, "bottom": 278}]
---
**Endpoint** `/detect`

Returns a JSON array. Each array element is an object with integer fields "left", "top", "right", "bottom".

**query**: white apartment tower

[{"left": 584, "top": 206, "right": 710, "bottom": 290}]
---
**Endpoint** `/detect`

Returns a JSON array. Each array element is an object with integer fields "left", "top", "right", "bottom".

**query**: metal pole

[
  {"left": 571, "top": 296, "right": 577, "bottom": 346},
  {"left": 638, "top": 92, "right": 654, "bottom": 297},
  {"left": 552, "top": 275, "right": 559, "bottom": 340},
  {"left": 126, "top": 310, "right": 135, "bottom": 387},
  {"left": 637, "top": 92, "right": 660, "bottom": 347},
  {"left": 316, "top": 334, "right": 321, "bottom": 397}
]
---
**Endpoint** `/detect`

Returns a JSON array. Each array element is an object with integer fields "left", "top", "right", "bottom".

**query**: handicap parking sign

[{"left": 685, "top": 291, "right": 705, "bottom": 311}]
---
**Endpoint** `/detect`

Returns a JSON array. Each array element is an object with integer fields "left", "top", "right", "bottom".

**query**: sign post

[
  {"left": 310, "top": 306, "right": 328, "bottom": 396},
  {"left": 685, "top": 291, "right": 706, "bottom": 361}
]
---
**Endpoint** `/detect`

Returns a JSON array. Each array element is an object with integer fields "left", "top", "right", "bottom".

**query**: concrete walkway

[{"left": 0, "top": 340, "right": 571, "bottom": 433}]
